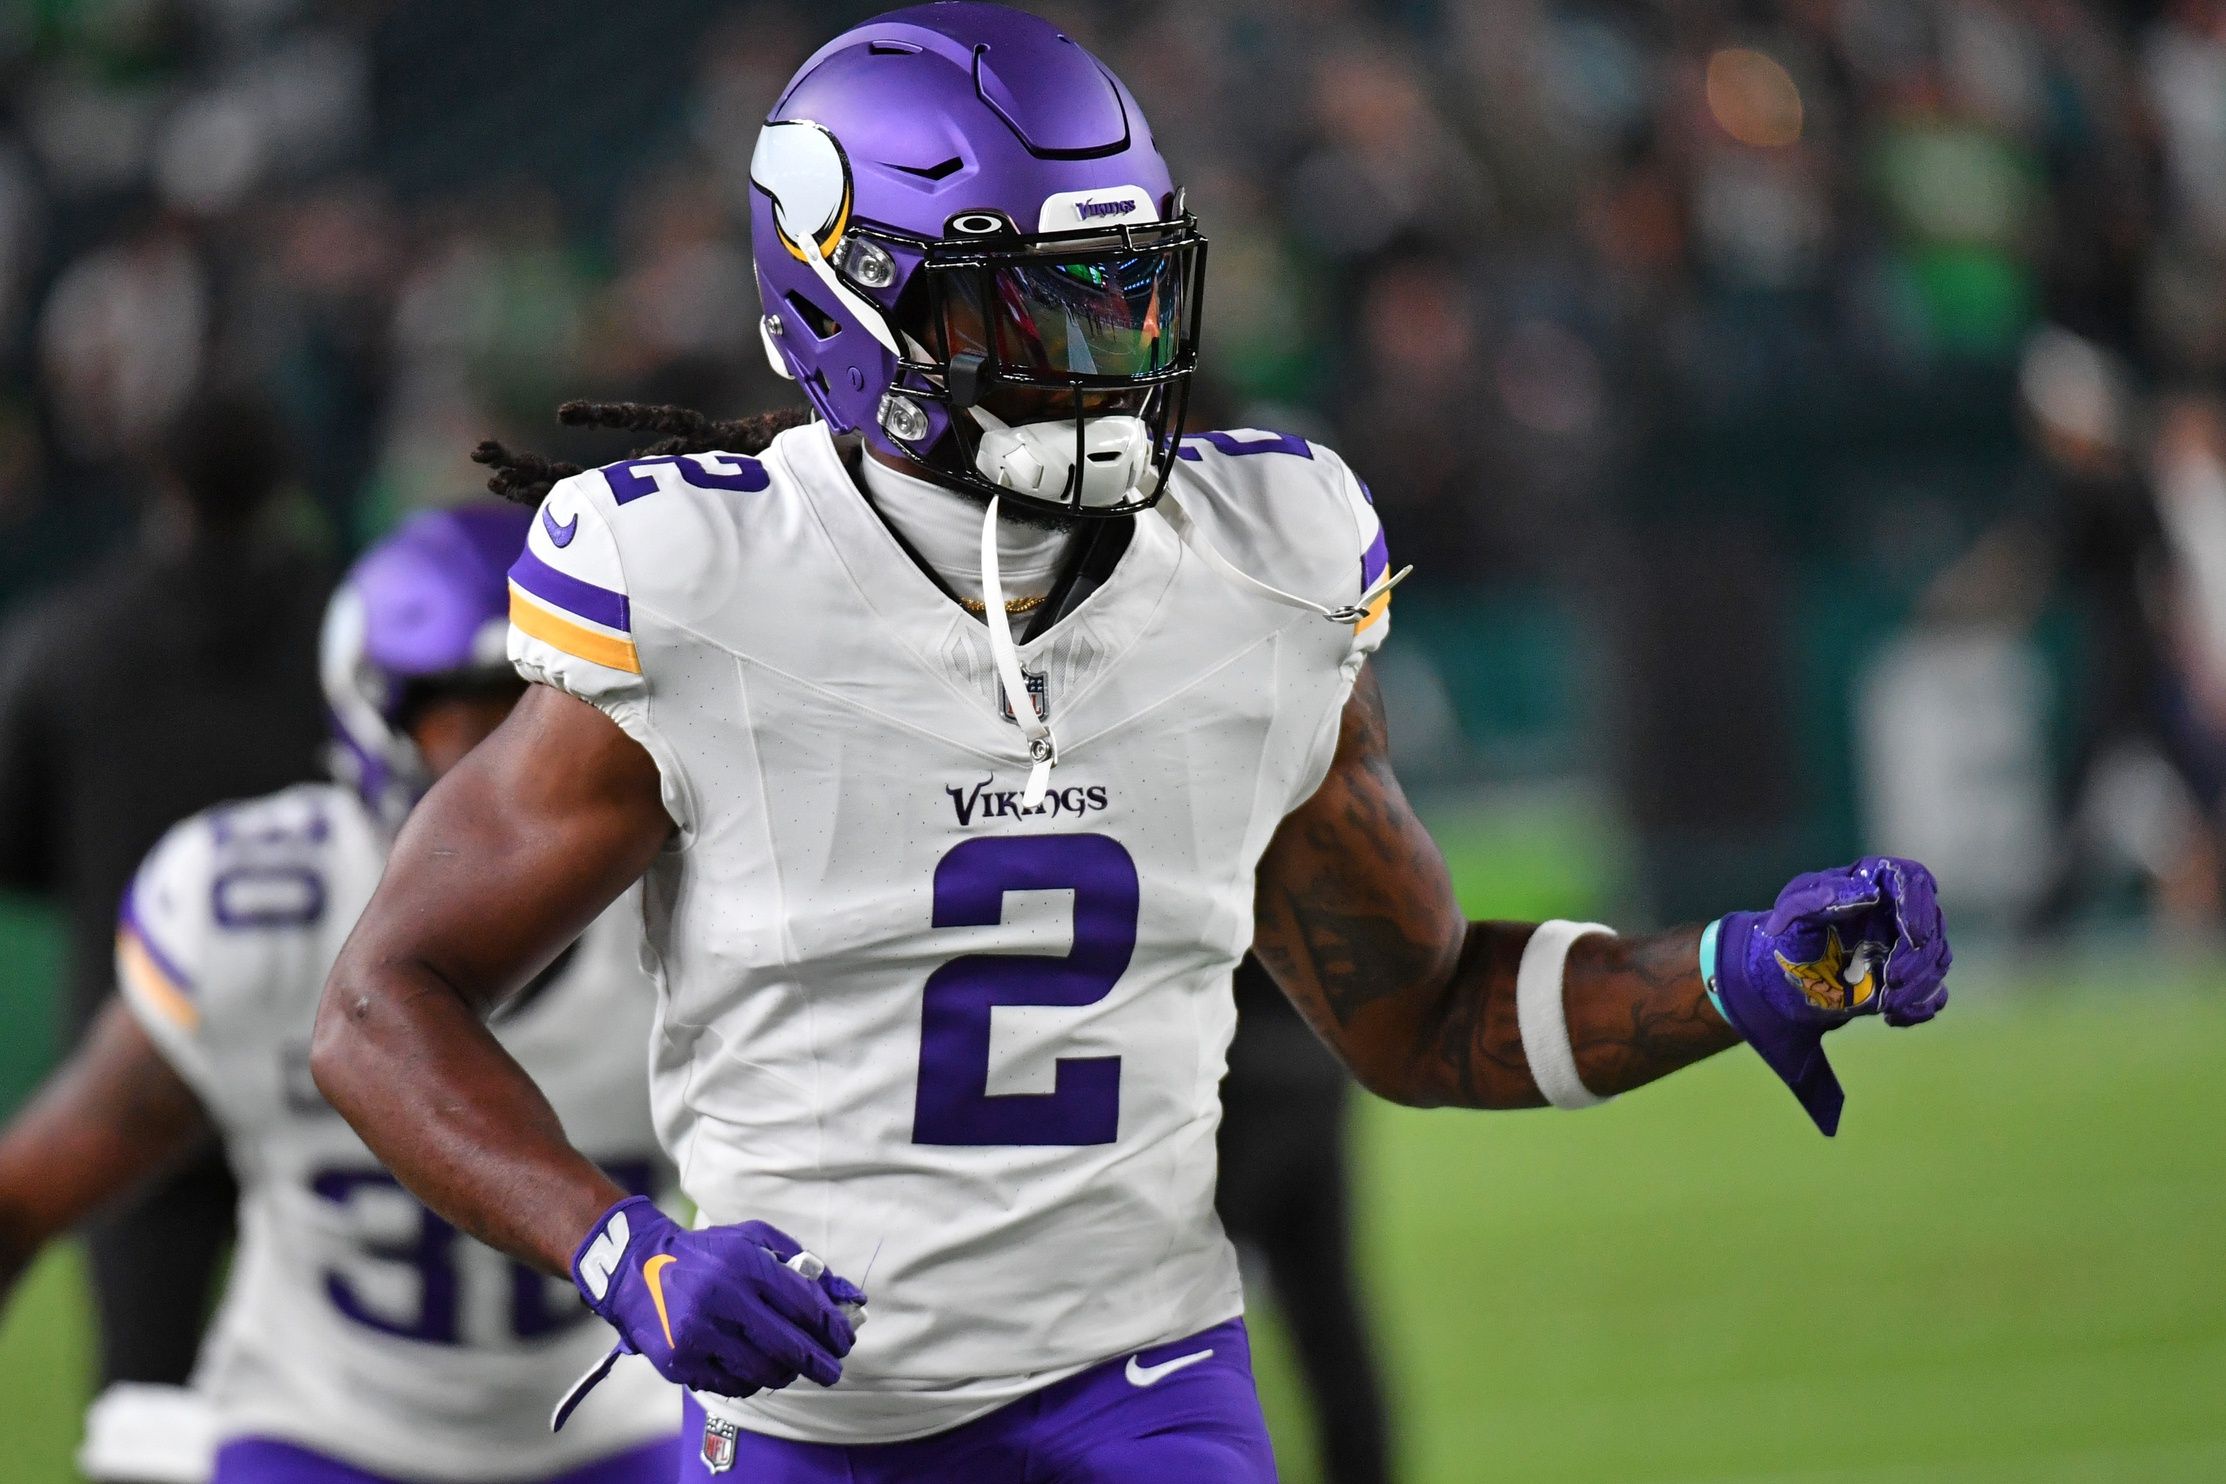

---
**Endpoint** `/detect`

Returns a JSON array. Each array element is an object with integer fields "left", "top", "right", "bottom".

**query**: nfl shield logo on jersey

[
  {"left": 999, "top": 667, "right": 1051, "bottom": 726},
  {"left": 700, "top": 1416, "right": 739, "bottom": 1475}
]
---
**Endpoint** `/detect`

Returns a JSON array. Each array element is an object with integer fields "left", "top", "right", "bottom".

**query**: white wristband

[{"left": 1515, "top": 920, "right": 1617, "bottom": 1109}]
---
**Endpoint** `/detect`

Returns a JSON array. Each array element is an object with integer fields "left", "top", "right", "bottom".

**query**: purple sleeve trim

[
  {"left": 118, "top": 885, "right": 196, "bottom": 997},
  {"left": 1175, "top": 430, "right": 1314, "bottom": 462},
  {"left": 1361, "top": 528, "right": 1389, "bottom": 590},
  {"left": 510, "top": 546, "right": 631, "bottom": 633}
]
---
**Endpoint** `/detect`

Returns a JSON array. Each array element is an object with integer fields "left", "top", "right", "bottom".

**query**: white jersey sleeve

[
  {"left": 507, "top": 473, "right": 646, "bottom": 707},
  {"left": 1330, "top": 449, "right": 1395, "bottom": 661},
  {"left": 512, "top": 459, "right": 791, "bottom": 839},
  {"left": 1163, "top": 429, "right": 1394, "bottom": 812},
  {"left": 1170, "top": 429, "right": 1393, "bottom": 667},
  {"left": 116, "top": 791, "right": 331, "bottom": 1108},
  {"left": 115, "top": 816, "right": 215, "bottom": 1093}
]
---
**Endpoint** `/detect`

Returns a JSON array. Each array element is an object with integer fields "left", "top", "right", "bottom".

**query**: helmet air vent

[
  {"left": 887, "top": 156, "right": 965, "bottom": 182},
  {"left": 970, "top": 34, "right": 1130, "bottom": 157},
  {"left": 783, "top": 290, "right": 840, "bottom": 341}
]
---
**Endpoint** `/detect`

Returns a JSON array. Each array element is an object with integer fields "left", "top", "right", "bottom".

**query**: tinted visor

[{"left": 944, "top": 249, "right": 1187, "bottom": 379}]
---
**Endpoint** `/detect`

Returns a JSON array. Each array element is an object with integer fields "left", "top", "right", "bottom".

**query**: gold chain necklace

[{"left": 958, "top": 593, "right": 1050, "bottom": 617}]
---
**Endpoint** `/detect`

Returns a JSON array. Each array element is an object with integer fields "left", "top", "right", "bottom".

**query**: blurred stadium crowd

[{"left": 4, "top": 0, "right": 2226, "bottom": 922}]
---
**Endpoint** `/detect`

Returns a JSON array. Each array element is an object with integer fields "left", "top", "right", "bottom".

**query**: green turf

[
  {"left": 1352, "top": 988, "right": 2226, "bottom": 1483},
  {"left": 0, "top": 1247, "right": 92, "bottom": 1482},
  {"left": 1422, "top": 787, "right": 1628, "bottom": 924},
  {"left": 5, "top": 989, "right": 2220, "bottom": 1481}
]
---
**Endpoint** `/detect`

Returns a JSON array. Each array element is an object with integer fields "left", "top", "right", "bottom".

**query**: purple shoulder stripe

[
  {"left": 510, "top": 546, "right": 631, "bottom": 633},
  {"left": 119, "top": 886, "right": 196, "bottom": 997}
]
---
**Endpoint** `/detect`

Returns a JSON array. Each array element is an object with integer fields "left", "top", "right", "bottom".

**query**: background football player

[
  {"left": 312, "top": 7, "right": 1954, "bottom": 1482},
  {"left": 0, "top": 508, "right": 681, "bottom": 1484}
]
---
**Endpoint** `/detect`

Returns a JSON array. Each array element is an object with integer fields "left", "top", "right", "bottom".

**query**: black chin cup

[{"left": 946, "top": 350, "right": 988, "bottom": 411}]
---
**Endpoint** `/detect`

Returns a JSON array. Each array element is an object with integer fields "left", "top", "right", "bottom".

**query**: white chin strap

[
  {"left": 969, "top": 405, "right": 1157, "bottom": 510},
  {"left": 980, "top": 495, "right": 1058, "bottom": 808}
]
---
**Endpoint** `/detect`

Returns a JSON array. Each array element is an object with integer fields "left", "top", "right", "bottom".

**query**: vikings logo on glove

[{"left": 1774, "top": 926, "right": 1882, "bottom": 1014}]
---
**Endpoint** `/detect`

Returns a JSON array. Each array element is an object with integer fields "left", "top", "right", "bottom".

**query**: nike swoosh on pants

[{"left": 1125, "top": 1347, "right": 1213, "bottom": 1387}]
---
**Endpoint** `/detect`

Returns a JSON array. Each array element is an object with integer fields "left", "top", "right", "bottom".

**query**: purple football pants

[
  {"left": 212, "top": 1435, "right": 678, "bottom": 1484},
  {"left": 680, "top": 1320, "right": 1276, "bottom": 1483}
]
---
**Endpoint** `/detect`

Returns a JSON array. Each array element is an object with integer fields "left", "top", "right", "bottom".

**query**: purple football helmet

[
  {"left": 320, "top": 505, "right": 531, "bottom": 826},
  {"left": 749, "top": 2, "right": 1205, "bottom": 518}
]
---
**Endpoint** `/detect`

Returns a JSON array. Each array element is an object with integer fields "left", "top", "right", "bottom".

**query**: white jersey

[
  {"left": 508, "top": 422, "right": 1390, "bottom": 1444},
  {"left": 117, "top": 782, "right": 677, "bottom": 1481}
]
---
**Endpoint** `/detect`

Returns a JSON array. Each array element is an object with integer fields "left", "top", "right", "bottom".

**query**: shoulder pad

[
  {"left": 117, "top": 816, "right": 214, "bottom": 1040},
  {"left": 510, "top": 470, "right": 642, "bottom": 682},
  {"left": 1169, "top": 430, "right": 1393, "bottom": 651},
  {"left": 115, "top": 786, "right": 350, "bottom": 1093},
  {"left": 509, "top": 446, "right": 786, "bottom": 678}
]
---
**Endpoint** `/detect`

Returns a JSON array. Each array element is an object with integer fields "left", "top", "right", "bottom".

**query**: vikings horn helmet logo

[{"left": 750, "top": 120, "right": 853, "bottom": 265}]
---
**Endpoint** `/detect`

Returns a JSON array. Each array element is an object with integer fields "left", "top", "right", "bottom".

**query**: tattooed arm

[{"left": 1251, "top": 665, "right": 1739, "bottom": 1108}]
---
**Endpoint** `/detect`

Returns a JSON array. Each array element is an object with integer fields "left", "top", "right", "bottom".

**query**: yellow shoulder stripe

[
  {"left": 509, "top": 588, "right": 641, "bottom": 675},
  {"left": 118, "top": 929, "right": 199, "bottom": 1030},
  {"left": 1353, "top": 589, "right": 1391, "bottom": 635}
]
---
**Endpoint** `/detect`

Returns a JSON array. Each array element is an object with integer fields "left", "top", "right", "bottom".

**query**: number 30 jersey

[
  {"left": 116, "top": 782, "right": 676, "bottom": 1480},
  {"left": 509, "top": 422, "right": 1391, "bottom": 1444}
]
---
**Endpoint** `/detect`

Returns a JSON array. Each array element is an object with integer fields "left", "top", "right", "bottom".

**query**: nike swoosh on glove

[
  {"left": 551, "top": 1196, "right": 865, "bottom": 1430},
  {"left": 1709, "top": 855, "right": 1950, "bottom": 1137}
]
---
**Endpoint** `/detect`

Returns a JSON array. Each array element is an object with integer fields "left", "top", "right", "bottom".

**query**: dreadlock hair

[{"left": 473, "top": 400, "right": 817, "bottom": 507}]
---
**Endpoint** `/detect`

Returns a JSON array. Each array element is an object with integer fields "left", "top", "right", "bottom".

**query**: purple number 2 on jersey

[
  {"left": 913, "top": 834, "right": 1138, "bottom": 1146},
  {"left": 603, "top": 452, "right": 770, "bottom": 504}
]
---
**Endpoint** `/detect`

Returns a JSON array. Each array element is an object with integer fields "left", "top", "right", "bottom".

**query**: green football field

[{"left": 2, "top": 809, "right": 2222, "bottom": 1481}]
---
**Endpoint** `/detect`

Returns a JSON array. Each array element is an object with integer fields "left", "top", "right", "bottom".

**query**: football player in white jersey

[
  {"left": 311, "top": 7, "right": 1955, "bottom": 1482},
  {"left": 0, "top": 508, "right": 681, "bottom": 1484}
]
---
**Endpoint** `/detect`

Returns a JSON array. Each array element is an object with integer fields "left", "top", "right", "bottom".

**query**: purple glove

[
  {"left": 551, "top": 1196, "right": 866, "bottom": 1431},
  {"left": 1706, "top": 855, "right": 1950, "bottom": 1137}
]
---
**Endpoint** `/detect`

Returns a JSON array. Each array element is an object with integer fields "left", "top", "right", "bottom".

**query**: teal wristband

[{"left": 1699, "top": 917, "right": 1728, "bottom": 1024}]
